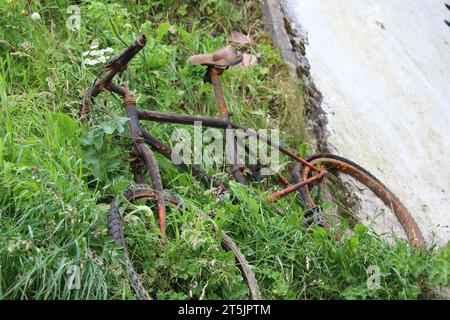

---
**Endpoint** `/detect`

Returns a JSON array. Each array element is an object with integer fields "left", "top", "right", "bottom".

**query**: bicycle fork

[{"left": 110, "top": 83, "right": 167, "bottom": 239}]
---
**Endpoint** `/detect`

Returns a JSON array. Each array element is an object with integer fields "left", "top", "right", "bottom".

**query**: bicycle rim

[
  {"left": 298, "top": 154, "right": 423, "bottom": 246},
  {"left": 108, "top": 185, "right": 261, "bottom": 300}
]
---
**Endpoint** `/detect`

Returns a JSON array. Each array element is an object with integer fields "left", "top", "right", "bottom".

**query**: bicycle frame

[{"left": 81, "top": 35, "right": 326, "bottom": 237}]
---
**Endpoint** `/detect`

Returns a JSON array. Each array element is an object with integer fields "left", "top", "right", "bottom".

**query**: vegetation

[{"left": 0, "top": 0, "right": 448, "bottom": 299}]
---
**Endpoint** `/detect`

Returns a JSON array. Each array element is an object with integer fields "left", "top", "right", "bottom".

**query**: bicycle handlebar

[{"left": 80, "top": 35, "right": 147, "bottom": 119}]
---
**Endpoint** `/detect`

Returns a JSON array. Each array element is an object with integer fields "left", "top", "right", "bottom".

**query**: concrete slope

[{"left": 281, "top": 0, "right": 450, "bottom": 245}]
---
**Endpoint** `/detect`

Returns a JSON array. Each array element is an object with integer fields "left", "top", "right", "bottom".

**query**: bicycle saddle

[{"left": 188, "top": 46, "right": 243, "bottom": 68}]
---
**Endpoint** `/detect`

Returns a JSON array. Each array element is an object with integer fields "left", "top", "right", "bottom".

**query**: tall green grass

[{"left": 0, "top": 0, "right": 448, "bottom": 299}]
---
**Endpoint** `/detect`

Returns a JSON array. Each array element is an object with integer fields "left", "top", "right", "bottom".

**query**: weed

[{"left": 0, "top": 0, "right": 447, "bottom": 300}]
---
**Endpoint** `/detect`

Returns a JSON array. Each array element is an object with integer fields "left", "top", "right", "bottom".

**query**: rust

[
  {"left": 140, "top": 129, "right": 227, "bottom": 192},
  {"left": 232, "top": 124, "right": 323, "bottom": 173},
  {"left": 276, "top": 173, "right": 290, "bottom": 186},
  {"left": 210, "top": 67, "right": 248, "bottom": 184},
  {"left": 109, "top": 185, "right": 261, "bottom": 300},
  {"left": 210, "top": 67, "right": 230, "bottom": 122},
  {"left": 301, "top": 156, "right": 424, "bottom": 246},
  {"left": 79, "top": 36, "right": 423, "bottom": 300},
  {"left": 267, "top": 170, "right": 326, "bottom": 202},
  {"left": 138, "top": 110, "right": 229, "bottom": 128},
  {"left": 79, "top": 35, "right": 147, "bottom": 121},
  {"left": 130, "top": 152, "right": 144, "bottom": 184},
  {"left": 132, "top": 141, "right": 166, "bottom": 237}
]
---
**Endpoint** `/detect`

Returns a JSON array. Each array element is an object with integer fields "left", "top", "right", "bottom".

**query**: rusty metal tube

[
  {"left": 232, "top": 124, "right": 323, "bottom": 173},
  {"left": 140, "top": 129, "right": 227, "bottom": 192},
  {"left": 90, "top": 35, "right": 147, "bottom": 100},
  {"left": 210, "top": 67, "right": 247, "bottom": 184},
  {"left": 267, "top": 170, "right": 326, "bottom": 202},
  {"left": 137, "top": 143, "right": 167, "bottom": 237},
  {"left": 137, "top": 110, "right": 229, "bottom": 128},
  {"left": 122, "top": 90, "right": 167, "bottom": 238},
  {"left": 80, "top": 35, "right": 147, "bottom": 119}
]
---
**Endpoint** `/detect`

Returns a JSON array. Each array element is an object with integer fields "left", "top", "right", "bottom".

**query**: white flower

[
  {"left": 89, "top": 48, "right": 114, "bottom": 57},
  {"left": 30, "top": 12, "right": 41, "bottom": 21},
  {"left": 84, "top": 58, "right": 100, "bottom": 66},
  {"left": 98, "top": 55, "right": 107, "bottom": 63},
  {"left": 88, "top": 50, "right": 101, "bottom": 57},
  {"left": 82, "top": 46, "right": 114, "bottom": 66}
]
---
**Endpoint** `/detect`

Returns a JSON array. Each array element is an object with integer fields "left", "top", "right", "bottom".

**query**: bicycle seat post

[
  {"left": 209, "top": 66, "right": 247, "bottom": 184},
  {"left": 209, "top": 66, "right": 231, "bottom": 123},
  {"left": 188, "top": 46, "right": 246, "bottom": 184}
]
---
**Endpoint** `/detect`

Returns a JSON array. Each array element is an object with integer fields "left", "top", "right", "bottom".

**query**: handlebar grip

[
  {"left": 79, "top": 35, "right": 147, "bottom": 120},
  {"left": 106, "top": 35, "right": 147, "bottom": 73},
  {"left": 89, "top": 35, "right": 147, "bottom": 98}
]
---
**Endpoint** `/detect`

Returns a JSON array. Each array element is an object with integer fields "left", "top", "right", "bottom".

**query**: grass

[{"left": 0, "top": 0, "right": 448, "bottom": 300}]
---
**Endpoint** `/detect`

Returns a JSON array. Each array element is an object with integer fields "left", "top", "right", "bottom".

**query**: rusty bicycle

[{"left": 81, "top": 35, "right": 423, "bottom": 300}]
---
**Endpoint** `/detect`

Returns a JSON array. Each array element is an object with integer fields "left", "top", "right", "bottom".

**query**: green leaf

[
  {"left": 140, "top": 20, "right": 153, "bottom": 36},
  {"left": 179, "top": 27, "right": 194, "bottom": 47},
  {"left": 298, "top": 142, "right": 309, "bottom": 158},
  {"left": 354, "top": 223, "right": 368, "bottom": 236},
  {"left": 93, "top": 132, "right": 104, "bottom": 151},
  {"left": 313, "top": 226, "right": 327, "bottom": 239},
  {"left": 156, "top": 21, "right": 171, "bottom": 41},
  {"left": 98, "top": 116, "right": 129, "bottom": 135},
  {"left": 342, "top": 285, "right": 369, "bottom": 300},
  {"left": 349, "top": 235, "right": 360, "bottom": 249},
  {"left": 177, "top": 4, "right": 188, "bottom": 16},
  {"left": 53, "top": 113, "right": 79, "bottom": 141}
]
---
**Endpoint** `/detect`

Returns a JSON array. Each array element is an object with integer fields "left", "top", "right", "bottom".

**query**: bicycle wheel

[
  {"left": 292, "top": 154, "right": 423, "bottom": 246},
  {"left": 108, "top": 184, "right": 261, "bottom": 300}
]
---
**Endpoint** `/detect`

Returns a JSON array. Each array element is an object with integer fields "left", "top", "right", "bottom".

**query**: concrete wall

[{"left": 280, "top": 0, "right": 450, "bottom": 245}]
